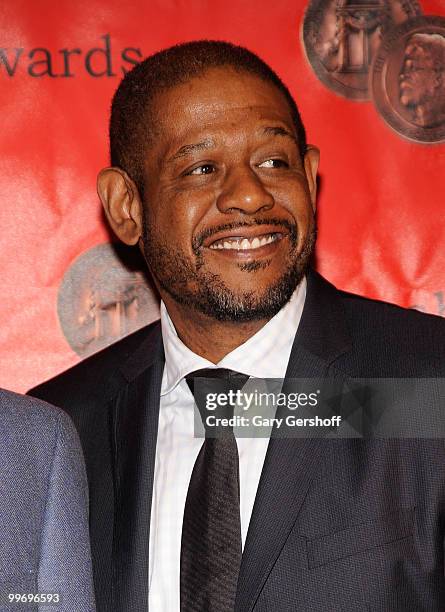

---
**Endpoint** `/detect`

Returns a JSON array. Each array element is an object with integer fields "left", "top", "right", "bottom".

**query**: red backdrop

[{"left": 1, "top": 0, "right": 444, "bottom": 392}]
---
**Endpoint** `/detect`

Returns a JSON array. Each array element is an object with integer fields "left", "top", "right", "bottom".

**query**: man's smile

[
  {"left": 208, "top": 232, "right": 283, "bottom": 250},
  {"left": 199, "top": 222, "right": 292, "bottom": 260}
]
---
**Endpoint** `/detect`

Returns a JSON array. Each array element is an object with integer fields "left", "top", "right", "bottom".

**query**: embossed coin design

[
  {"left": 302, "top": 0, "right": 422, "bottom": 100},
  {"left": 58, "top": 243, "right": 160, "bottom": 357},
  {"left": 371, "top": 15, "right": 445, "bottom": 143}
]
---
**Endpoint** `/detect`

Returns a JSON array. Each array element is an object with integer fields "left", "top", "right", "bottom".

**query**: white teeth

[{"left": 209, "top": 233, "right": 280, "bottom": 250}]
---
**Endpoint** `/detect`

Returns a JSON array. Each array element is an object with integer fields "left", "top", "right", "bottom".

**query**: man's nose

[{"left": 216, "top": 166, "right": 274, "bottom": 214}]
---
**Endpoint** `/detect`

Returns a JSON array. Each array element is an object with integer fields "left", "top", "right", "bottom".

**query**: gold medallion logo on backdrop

[{"left": 302, "top": 0, "right": 445, "bottom": 143}]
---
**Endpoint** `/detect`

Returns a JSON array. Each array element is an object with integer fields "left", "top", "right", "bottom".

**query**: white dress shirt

[{"left": 148, "top": 277, "right": 307, "bottom": 611}]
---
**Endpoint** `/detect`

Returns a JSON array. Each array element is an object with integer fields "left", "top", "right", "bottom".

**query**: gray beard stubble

[{"left": 141, "top": 216, "right": 316, "bottom": 322}]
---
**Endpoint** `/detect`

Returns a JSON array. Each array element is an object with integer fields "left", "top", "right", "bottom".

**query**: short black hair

[{"left": 110, "top": 40, "right": 307, "bottom": 197}]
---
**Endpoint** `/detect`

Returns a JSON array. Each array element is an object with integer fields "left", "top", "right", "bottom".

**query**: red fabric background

[{"left": 1, "top": 0, "right": 444, "bottom": 392}]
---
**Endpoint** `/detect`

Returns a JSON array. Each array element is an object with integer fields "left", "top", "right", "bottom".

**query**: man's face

[
  {"left": 140, "top": 67, "right": 318, "bottom": 321},
  {"left": 399, "top": 41, "right": 437, "bottom": 107}
]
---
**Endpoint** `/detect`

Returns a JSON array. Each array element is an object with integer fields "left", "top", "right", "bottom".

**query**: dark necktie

[{"left": 180, "top": 368, "right": 249, "bottom": 612}]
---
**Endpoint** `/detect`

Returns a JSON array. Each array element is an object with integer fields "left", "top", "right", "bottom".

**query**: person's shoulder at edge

[
  {"left": 0, "top": 388, "right": 96, "bottom": 611},
  {"left": 0, "top": 388, "right": 85, "bottom": 453}
]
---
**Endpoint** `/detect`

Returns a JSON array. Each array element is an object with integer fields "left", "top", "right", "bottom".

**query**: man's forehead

[
  {"left": 143, "top": 67, "right": 298, "bottom": 163},
  {"left": 157, "top": 100, "right": 293, "bottom": 127},
  {"left": 152, "top": 99, "right": 296, "bottom": 152},
  {"left": 157, "top": 112, "right": 297, "bottom": 161},
  {"left": 151, "top": 68, "right": 293, "bottom": 123}
]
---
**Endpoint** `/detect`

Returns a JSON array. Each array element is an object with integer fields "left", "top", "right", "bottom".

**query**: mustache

[{"left": 192, "top": 218, "right": 298, "bottom": 251}]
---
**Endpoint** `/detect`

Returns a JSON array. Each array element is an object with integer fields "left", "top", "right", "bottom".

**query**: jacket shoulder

[
  {"left": 0, "top": 388, "right": 85, "bottom": 510},
  {"left": 29, "top": 320, "right": 161, "bottom": 409},
  {"left": 0, "top": 389, "right": 94, "bottom": 610},
  {"left": 337, "top": 288, "right": 445, "bottom": 375},
  {"left": 0, "top": 388, "right": 78, "bottom": 443}
]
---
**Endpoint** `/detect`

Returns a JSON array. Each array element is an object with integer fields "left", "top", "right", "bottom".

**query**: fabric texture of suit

[
  {"left": 0, "top": 389, "right": 95, "bottom": 612},
  {"left": 29, "top": 270, "right": 445, "bottom": 612}
]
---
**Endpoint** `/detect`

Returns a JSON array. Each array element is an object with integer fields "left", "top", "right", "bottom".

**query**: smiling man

[
  {"left": 30, "top": 41, "right": 445, "bottom": 612},
  {"left": 101, "top": 48, "right": 318, "bottom": 362}
]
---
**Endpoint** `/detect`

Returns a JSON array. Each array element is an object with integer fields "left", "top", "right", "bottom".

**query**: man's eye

[
  {"left": 258, "top": 159, "right": 288, "bottom": 168},
  {"left": 188, "top": 164, "right": 215, "bottom": 175}
]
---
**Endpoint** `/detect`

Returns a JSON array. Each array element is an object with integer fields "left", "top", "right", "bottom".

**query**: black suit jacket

[{"left": 30, "top": 270, "right": 445, "bottom": 611}]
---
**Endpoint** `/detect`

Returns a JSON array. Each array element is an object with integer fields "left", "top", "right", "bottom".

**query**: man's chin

[{"left": 177, "top": 267, "right": 307, "bottom": 323}]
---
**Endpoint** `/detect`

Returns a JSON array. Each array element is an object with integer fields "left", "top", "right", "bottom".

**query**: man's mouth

[{"left": 208, "top": 232, "right": 283, "bottom": 251}]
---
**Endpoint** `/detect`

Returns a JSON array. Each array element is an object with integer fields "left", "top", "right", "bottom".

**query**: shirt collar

[{"left": 160, "top": 276, "right": 306, "bottom": 395}]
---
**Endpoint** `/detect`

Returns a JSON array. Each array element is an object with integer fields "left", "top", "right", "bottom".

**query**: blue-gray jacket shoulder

[
  {"left": 1, "top": 387, "right": 82, "bottom": 441},
  {"left": 0, "top": 389, "right": 96, "bottom": 611}
]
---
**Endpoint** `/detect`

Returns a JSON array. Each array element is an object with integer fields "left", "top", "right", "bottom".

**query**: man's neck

[{"left": 162, "top": 297, "right": 270, "bottom": 364}]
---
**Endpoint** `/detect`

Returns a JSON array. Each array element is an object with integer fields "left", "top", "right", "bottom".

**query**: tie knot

[
  {"left": 186, "top": 368, "right": 249, "bottom": 392},
  {"left": 186, "top": 368, "right": 249, "bottom": 435}
]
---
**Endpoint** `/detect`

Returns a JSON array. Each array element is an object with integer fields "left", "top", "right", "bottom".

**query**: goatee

[{"left": 142, "top": 217, "right": 316, "bottom": 322}]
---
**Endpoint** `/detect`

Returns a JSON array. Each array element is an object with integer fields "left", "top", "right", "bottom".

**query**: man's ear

[
  {"left": 303, "top": 145, "right": 320, "bottom": 212},
  {"left": 97, "top": 167, "right": 143, "bottom": 245}
]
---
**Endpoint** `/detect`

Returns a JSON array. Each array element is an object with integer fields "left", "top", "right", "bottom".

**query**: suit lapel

[
  {"left": 112, "top": 323, "right": 165, "bottom": 612},
  {"left": 235, "top": 271, "right": 352, "bottom": 612}
]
